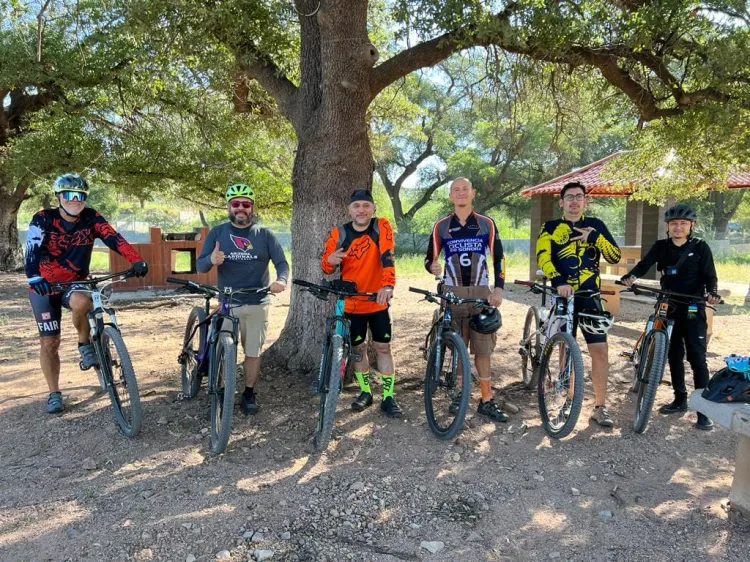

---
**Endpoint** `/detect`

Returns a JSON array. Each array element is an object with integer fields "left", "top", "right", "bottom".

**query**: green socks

[
  {"left": 381, "top": 374, "right": 395, "bottom": 399},
  {"left": 355, "top": 371, "right": 371, "bottom": 394}
]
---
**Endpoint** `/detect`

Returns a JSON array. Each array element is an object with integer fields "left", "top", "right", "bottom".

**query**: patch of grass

[{"left": 715, "top": 259, "right": 750, "bottom": 285}]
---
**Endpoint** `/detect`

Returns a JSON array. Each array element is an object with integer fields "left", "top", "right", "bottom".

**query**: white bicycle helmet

[{"left": 578, "top": 309, "right": 614, "bottom": 335}]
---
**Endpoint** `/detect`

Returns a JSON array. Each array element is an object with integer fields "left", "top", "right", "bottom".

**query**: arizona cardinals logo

[
  {"left": 349, "top": 237, "right": 371, "bottom": 259},
  {"left": 230, "top": 234, "right": 254, "bottom": 251}
]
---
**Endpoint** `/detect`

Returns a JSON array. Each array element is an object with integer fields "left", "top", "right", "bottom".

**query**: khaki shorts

[
  {"left": 221, "top": 304, "right": 269, "bottom": 358},
  {"left": 444, "top": 285, "right": 496, "bottom": 356}
]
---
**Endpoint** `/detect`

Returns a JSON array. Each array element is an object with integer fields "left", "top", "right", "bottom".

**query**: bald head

[{"left": 449, "top": 177, "right": 475, "bottom": 209}]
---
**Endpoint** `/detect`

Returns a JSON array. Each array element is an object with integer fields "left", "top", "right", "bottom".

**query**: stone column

[
  {"left": 624, "top": 199, "right": 643, "bottom": 246},
  {"left": 639, "top": 202, "right": 669, "bottom": 279},
  {"left": 529, "top": 194, "right": 556, "bottom": 279}
]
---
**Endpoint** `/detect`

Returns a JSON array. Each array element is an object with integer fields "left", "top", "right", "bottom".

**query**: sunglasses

[
  {"left": 230, "top": 200, "right": 253, "bottom": 209},
  {"left": 61, "top": 191, "right": 87, "bottom": 202}
]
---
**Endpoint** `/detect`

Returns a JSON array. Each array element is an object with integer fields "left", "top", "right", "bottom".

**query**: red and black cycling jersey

[{"left": 25, "top": 207, "right": 142, "bottom": 284}]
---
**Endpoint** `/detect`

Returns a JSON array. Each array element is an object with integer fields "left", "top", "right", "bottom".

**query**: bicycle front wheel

[
  {"left": 538, "top": 331, "right": 584, "bottom": 439},
  {"left": 209, "top": 333, "right": 237, "bottom": 455},
  {"left": 101, "top": 326, "right": 142, "bottom": 437},
  {"left": 633, "top": 330, "right": 668, "bottom": 434},
  {"left": 521, "top": 307, "right": 542, "bottom": 389},
  {"left": 424, "top": 330, "right": 471, "bottom": 440},
  {"left": 181, "top": 307, "right": 207, "bottom": 399},
  {"left": 314, "top": 333, "right": 344, "bottom": 451}
]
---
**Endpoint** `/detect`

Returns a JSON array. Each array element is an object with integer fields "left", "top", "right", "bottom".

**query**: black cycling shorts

[
  {"left": 28, "top": 286, "right": 80, "bottom": 337},
  {"left": 346, "top": 308, "right": 392, "bottom": 345},
  {"left": 571, "top": 294, "right": 608, "bottom": 345}
]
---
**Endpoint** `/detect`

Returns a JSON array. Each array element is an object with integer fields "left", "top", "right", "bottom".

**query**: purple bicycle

[{"left": 168, "top": 277, "right": 269, "bottom": 455}]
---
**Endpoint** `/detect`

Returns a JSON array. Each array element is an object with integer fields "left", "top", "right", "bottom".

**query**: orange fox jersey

[{"left": 321, "top": 217, "right": 395, "bottom": 314}]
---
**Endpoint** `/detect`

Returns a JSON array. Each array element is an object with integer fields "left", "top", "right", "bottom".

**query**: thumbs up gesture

[{"left": 210, "top": 241, "right": 225, "bottom": 266}]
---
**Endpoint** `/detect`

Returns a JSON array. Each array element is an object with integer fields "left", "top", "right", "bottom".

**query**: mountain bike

[
  {"left": 617, "top": 281, "right": 722, "bottom": 434},
  {"left": 168, "top": 277, "right": 269, "bottom": 455},
  {"left": 515, "top": 277, "right": 614, "bottom": 439},
  {"left": 293, "top": 278, "right": 377, "bottom": 451},
  {"left": 52, "top": 271, "right": 142, "bottom": 437},
  {"left": 408, "top": 280, "right": 489, "bottom": 440}
]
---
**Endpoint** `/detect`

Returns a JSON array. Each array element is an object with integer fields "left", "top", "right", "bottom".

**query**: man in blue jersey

[{"left": 424, "top": 177, "right": 508, "bottom": 422}]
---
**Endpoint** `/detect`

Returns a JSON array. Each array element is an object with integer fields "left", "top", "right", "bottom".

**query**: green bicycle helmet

[{"left": 225, "top": 183, "right": 255, "bottom": 203}]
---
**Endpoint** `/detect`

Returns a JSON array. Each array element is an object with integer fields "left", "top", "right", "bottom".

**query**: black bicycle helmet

[
  {"left": 577, "top": 309, "right": 615, "bottom": 335},
  {"left": 664, "top": 204, "right": 697, "bottom": 222},
  {"left": 702, "top": 367, "right": 750, "bottom": 403},
  {"left": 470, "top": 306, "right": 502, "bottom": 334}
]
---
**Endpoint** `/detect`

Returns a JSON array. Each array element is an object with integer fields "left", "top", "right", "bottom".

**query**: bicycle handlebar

[
  {"left": 53, "top": 270, "right": 133, "bottom": 289},
  {"left": 293, "top": 278, "right": 377, "bottom": 300},
  {"left": 614, "top": 280, "right": 723, "bottom": 304},
  {"left": 513, "top": 280, "right": 614, "bottom": 296},
  {"left": 408, "top": 286, "right": 490, "bottom": 307},
  {"left": 167, "top": 277, "right": 270, "bottom": 297}
]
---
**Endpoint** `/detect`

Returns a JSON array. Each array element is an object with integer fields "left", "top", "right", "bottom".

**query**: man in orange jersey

[
  {"left": 321, "top": 189, "right": 401, "bottom": 417},
  {"left": 425, "top": 177, "right": 508, "bottom": 422}
]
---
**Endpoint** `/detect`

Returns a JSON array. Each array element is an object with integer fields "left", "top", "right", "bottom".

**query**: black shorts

[
  {"left": 571, "top": 294, "right": 607, "bottom": 345},
  {"left": 28, "top": 286, "right": 80, "bottom": 337},
  {"left": 346, "top": 309, "right": 392, "bottom": 345}
]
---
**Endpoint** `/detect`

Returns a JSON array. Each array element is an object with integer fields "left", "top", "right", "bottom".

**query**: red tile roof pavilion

[{"left": 520, "top": 151, "right": 750, "bottom": 198}]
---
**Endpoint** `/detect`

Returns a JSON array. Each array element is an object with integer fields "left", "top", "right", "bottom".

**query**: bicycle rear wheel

[
  {"left": 633, "top": 330, "right": 668, "bottom": 434},
  {"left": 181, "top": 307, "right": 207, "bottom": 399},
  {"left": 314, "top": 333, "right": 344, "bottom": 451},
  {"left": 424, "top": 330, "right": 471, "bottom": 440},
  {"left": 537, "top": 331, "right": 584, "bottom": 439},
  {"left": 521, "top": 307, "right": 542, "bottom": 389},
  {"left": 100, "top": 326, "right": 142, "bottom": 437},
  {"left": 209, "top": 333, "right": 237, "bottom": 455}
]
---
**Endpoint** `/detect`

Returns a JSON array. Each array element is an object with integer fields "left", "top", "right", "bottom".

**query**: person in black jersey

[
  {"left": 622, "top": 204, "right": 721, "bottom": 430},
  {"left": 536, "top": 182, "right": 621, "bottom": 427},
  {"left": 424, "top": 177, "right": 508, "bottom": 423}
]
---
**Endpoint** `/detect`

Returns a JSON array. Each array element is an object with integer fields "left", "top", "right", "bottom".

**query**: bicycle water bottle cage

[{"left": 330, "top": 279, "right": 357, "bottom": 293}]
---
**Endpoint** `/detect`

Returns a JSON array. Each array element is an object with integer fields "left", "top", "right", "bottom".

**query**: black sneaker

[
  {"left": 477, "top": 399, "right": 509, "bottom": 423},
  {"left": 696, "top": 413, "right": 714, "bottom": 431},
  {"left": 448, "top": 393, "right": 462, "bottom": 415},
  {"left": 241, "top": 392, "right": 259, "bottom": 415},
  {"left": 380, "top": 396, "right": 402, "bottom": 418},
  {"left": 659, "top": 396, "right": 688, "bottom": 414},
  {"left": 352, "top": 391, "right": 373, "bottom": 412}
]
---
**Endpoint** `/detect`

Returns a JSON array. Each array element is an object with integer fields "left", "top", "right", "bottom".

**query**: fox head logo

[
  {"left": 349, "top": 237, "right": 370, "bottom": 260},
  {"left": 230, "top": 234, "right": 253, "bottom": 251}
]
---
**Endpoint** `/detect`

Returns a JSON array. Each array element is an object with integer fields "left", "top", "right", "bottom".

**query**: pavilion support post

[
  {"left": 529, "top": 194, "right": 556, "bottom": 279},
  {"left": 625, "top": 199, "right": 643, "bottom": 246},
  {"left": 639, "top": 202, "right": 669, "bottom": 280}
]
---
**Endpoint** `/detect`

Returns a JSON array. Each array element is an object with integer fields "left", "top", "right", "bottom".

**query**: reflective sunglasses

[
  {"left": 61, "top": 191, "right": 87, "bottom": 202},
  {"left": 230, "top": 200, "right": 252, "bottom": 209}
]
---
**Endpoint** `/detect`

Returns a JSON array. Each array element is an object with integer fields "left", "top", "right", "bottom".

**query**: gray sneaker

[
  {"left": 47, "top": 392, "right": 64, "bottom": 414},
  {"left": 78, "top": 343, "right": 99, "bottom": 370},
  {"left": 590, "top": 406, "right": 614, "bottom": 428}
]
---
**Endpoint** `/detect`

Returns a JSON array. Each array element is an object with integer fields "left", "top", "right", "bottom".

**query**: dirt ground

[{"left": 1, "top": 271, "right": 749, "bottom": 562}]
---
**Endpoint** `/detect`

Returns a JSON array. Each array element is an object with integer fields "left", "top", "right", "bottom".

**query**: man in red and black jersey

[
  {"left": 321, "top": 189, "right": 401, "bottom": 417},
  {"left": 25, "top": 174, "right": 148, "bottom": 414},
  {"left": 424, "top": 177, "right": 508, "bottom": 423}
]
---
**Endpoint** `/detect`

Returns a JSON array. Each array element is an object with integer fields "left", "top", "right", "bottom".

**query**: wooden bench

[{"left": 689, "top": 391, "right": 750, "bottom": 518}]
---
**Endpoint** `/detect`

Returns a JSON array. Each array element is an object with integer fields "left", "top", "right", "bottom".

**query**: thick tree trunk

[
  {"left": 265, "top": 1, "right": 376, "bottom": 373},
  {"left": 0, "top": 176, "right": 26, "bottom": 271}
]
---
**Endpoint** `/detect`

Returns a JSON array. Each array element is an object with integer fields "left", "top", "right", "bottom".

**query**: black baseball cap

[{"left": 349, "top": 189, "right": 374, "bottom": 204}]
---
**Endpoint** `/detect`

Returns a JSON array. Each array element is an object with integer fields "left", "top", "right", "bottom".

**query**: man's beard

[{"left": 229, "top": 210, "right": 252, "bottom": 225}]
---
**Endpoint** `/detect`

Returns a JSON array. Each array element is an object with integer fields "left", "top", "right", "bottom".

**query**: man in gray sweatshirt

[{"left": 197, "top": 183, "right": 289, "bottom": 415}]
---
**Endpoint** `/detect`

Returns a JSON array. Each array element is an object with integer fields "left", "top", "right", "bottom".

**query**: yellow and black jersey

[{"left": 536, "top": 215, "right": 621, "bottom": 290}]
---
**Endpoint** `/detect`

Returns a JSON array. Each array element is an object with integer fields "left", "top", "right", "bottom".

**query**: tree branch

[
  {"left": 405, "top": 175, "right": 446, "bottom": 220},
  {"left": 235, "top": 46, "right": 297, "bottom": 122}
]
